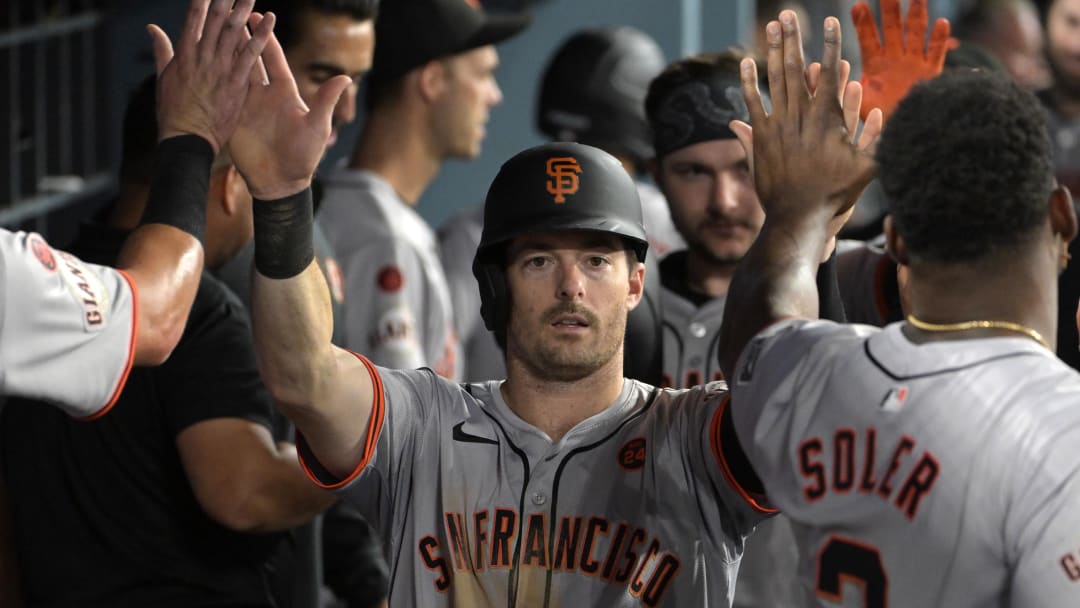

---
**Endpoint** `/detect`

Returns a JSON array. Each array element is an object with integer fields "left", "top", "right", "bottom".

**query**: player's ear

[
  {"left": 625, "top": 256, "right": 645, "bottom": 312},
  {"left": 417, "top": 59, "right": 449, "bottom": 104},
  {"left": 1049, "top": 184, "right": 1078, "bottom": 245},
  {"left": 883, "top": 215, "right": 909, "bottom": 267}
]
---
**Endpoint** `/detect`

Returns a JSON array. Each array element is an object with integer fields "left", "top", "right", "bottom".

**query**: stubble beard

[{"left": 509, "top": 306, "right": 627, "bottom": 383}]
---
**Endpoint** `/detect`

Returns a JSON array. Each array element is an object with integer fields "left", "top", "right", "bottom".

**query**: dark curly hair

[
  {"left": 256, "top": 0, "right": 378, "bottom": 51},
  {"left": 876, "top": 69, "right": 1054, "bottom": 264}
]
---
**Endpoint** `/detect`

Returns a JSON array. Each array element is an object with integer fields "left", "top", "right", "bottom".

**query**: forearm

[
  {"left": 238, "top": 442, "right": 338, "bottom": 532},
  {"left": 252, "top": 258, "right": 336, "bottom": 412},
  {"left": 120, "top": 135, "right": 213, "bottom": 365},
  {"left": 119, "top": 227, "right": 203, "bottom": 366},
  {"left": 250, "top": 190, "right": 373, "bottom": 477},
  {"left": 718, "top": 210, "right": 835, "bottom": 377}
]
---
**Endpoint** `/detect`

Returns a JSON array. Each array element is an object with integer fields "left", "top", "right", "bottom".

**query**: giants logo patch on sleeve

[
  {"left": 377, "top": 265, "right": 404, "bottom": 292},
  {"left": 370, "top": 306, "right": 415, "bottom": 349},
  {"left": 57, "top": 252, "right": 110, "bottom": 332},
  {"left": 28, "top": 234, "right": 58, "bottom": 272}
]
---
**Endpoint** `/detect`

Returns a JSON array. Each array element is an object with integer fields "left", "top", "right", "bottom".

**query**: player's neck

[
  {"left": 685, "top": 249, "right": 737, "bottom": 298},
  {"left": 903, "top": 249, "right": 1058, "bottom": 350},
  {"left": 501, "top": 352, "right": 626, "bottom": 444},
  {"left": 350, "top": 111, "right": 441, "bottom": 206}
]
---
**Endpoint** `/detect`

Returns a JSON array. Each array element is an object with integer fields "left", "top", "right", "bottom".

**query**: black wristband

[
  {"left": 254, "top": 188, "right": 315, "bottom": 279},
  {"left": 141, "top": 135, "right": 214, "bottom": 245}
]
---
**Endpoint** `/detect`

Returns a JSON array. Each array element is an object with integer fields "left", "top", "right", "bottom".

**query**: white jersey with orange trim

[
  {"left": 731, "top": 319, "right": 1080, "bottom": 607},
  {"left": 0, "top": 230, "right": 135, "bottom": 418},
  {"left": 317, "top": 168, "right": 460, "bottom": 379},
  {"left": 297, "top": 359, "right": 773, "bottom": 607}
]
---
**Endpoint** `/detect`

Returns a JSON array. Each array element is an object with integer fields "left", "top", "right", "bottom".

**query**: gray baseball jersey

[
  {"left": 732, "top": 319, "right": 1080, "bottom": 606},
  {"left": 658, "top": 252, "right": 727, "bottom": 388},
  {"left": 437, "top": 205, "right": 506, "bottom": 383},
  {"left": 656, "top": 251, "right": 802, "bottom": 608},
  {"left": 317, "top": 168, "right": 460, "bottom": 379},
  {"left": 297, "top": 359, "right": 774, "bottom": 607},
  {"left": 0, "top": 230, "right": 135, "bottom": 418}
]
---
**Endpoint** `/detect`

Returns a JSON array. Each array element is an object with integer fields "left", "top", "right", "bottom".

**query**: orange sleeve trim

[
  {"left": 77, "top": 268, "right": 138, "bottom": 421},
  {"left": 298, "top": 350, "right": 387, "bottom": 490},
  {"left": 709, "top": 395, "right": 778, "bottom": 514}
]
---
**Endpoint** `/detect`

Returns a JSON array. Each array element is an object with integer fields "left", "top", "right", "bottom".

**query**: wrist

[
  {"left": 249, "top": 178, "right": 314, "bottom": 202},
  {"left": 141, "top": 135, "right": 214, "bottom": 244},
  {"left": 253, "top": 188, "right": 315, "bottom": 280}
]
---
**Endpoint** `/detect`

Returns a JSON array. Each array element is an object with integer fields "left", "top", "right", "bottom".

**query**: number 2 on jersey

[{"left": 816, "top": 536, "right": 887, "bottom": 607}]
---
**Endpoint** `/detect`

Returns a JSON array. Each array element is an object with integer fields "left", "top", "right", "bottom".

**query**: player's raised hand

[
  {"left": 148, "top": 0, "right": 275, "bottom": 154},
  {"left": 853, "top": 0, "right": 950, "bottom": 121},
  {"left": 229, "top": 13, "right": 352, "bottom": 200},
  {"left": 731, "top": 12, "right": 876, "bottom": 225}
]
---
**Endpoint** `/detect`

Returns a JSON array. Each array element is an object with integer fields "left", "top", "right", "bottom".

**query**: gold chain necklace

[{"left": 906, "top": 315, "right": 1051, "bottom": 351}]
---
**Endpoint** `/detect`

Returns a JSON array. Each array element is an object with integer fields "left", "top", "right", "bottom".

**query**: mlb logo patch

[{"left": 880, "top": 386, "right": 909, "bottom": 412}]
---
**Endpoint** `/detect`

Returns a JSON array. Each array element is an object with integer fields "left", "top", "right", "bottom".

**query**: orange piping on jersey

[
  {"left": 77, "top": 269, "right": 138, "bottom": 421},
  {"left": 298, "top": 351, "right": 387, "bottom": 490},
  {"left": 710, "top": 396, "right": 779, "bottom": 514}
]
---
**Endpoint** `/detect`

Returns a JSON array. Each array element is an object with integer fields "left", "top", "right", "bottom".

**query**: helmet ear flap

[
  {"left": 475, "top": 261, "right": 510, "bottom": 350},
  {"left": 474, "top": 254, "right": 507, "bottom": 326}
]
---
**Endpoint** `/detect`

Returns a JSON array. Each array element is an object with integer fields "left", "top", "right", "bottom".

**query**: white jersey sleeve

[{"left": 0, "top": 230, "right": 136, "bottom": 418}]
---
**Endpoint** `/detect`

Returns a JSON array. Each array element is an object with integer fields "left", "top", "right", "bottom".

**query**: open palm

[{"left": 230, "top": 13, "right": 351, "bottom": 201}]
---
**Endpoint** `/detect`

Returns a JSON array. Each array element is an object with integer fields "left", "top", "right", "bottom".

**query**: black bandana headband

[{"left": 652, "top": 78, "right": 753, "bottom": 157}]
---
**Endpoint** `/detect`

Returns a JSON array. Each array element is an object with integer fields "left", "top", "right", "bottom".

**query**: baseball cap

[{"left": 369, "top": 0, "right": 531, "bottom": 85}]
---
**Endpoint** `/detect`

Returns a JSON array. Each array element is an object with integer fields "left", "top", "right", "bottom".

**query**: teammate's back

[
  {"left": 715, "top": 15, "right": 1080, "bottom": 606},
  {"left": 733, "top": 319, "right": 1080, "bottom": 606}
]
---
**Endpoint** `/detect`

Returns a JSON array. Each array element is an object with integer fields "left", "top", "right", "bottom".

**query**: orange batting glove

[{"left": 852, "top": 0, "right": 950, "bottom": 121}]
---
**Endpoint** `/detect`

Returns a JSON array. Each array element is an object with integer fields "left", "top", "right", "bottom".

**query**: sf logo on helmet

[{"left": 546, "top": 157, "right": 582, "bottom": 203}]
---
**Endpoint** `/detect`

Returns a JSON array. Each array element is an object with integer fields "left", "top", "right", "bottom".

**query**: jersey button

[
  {"left": 690, "top": 322, "right": 707, "bottom": 338},
  {"left": 532, "top": 492, "right": 547, "bottom": 506}
]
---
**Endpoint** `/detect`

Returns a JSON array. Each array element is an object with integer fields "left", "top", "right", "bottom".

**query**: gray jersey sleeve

[
  {"left": 340, "top": 237, "right": 444, "bottom": 373},
  {"left": 728, "top": 319, "right": 874, "bottom": 482},
  {"left": 295, "top": 355, "right": 447, "bottom": 528},
  {"left": 0, "top": 231, "right": 135, "bottom": 418},
  {"left": 1009, "top": 429, "right": 1080, "bottom": 605},
  {"left": 437, "top": 208, "right": 505, "bottom": 382}
]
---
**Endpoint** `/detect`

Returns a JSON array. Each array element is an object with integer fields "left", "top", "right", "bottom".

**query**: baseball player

[
  {"left": 0, "top": 0, "right": 274, "bottom": 418},
  {"left": 644, "top": 50, "right": 851, "bottom": 389},
  {"left": 316, "top": 0, "right": 529, "bottom": 380},
  {"left": 439, "top": 26, "right": 668, "bottom": 384},
  {"left": 644, "top": 48, "right": 862, "bottom": 607},
  {"left": 248, "top": 131, "right": 777, "bottom": 604},
  {"left": 720, "top": 12, "right": 1080, "bottom": 607}
]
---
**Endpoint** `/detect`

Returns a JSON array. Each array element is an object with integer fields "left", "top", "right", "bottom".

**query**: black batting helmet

[
  {"left": 472, "top": 142, "right": 648, "bottom": 335},
  {"left": 536, "top": 27, "right": 666, "bottom": 167}
]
